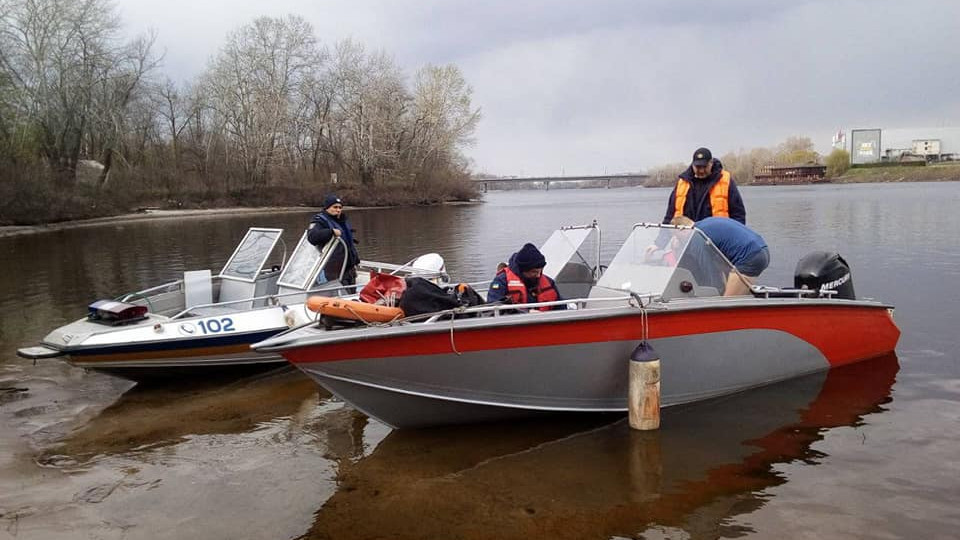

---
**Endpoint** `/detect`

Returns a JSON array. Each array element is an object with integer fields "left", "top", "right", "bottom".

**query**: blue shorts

[{"left": 736, "top": 247, "right": 769, "bottom": 277}]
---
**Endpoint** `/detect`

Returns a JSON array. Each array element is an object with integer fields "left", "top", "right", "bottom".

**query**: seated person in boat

[
  {"left": 308, "top": 194, "right": 361, "bottom": 286},
  {"left": 488, "top": 243, "right": 565, "bottom": 311},
  {"left": 671, "top": 216, "right": 769, "bottom": 296}
]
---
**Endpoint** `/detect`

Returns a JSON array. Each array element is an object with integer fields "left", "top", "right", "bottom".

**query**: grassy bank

[{"left": 833, "top": 162, "right": 960, "bottom": 183}]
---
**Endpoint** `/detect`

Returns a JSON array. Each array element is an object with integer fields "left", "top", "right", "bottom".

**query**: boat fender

[
  {"left": 306, "top": 296, "right": 405, "bottom": 323},
  {"left": 628, "top": 341, "right": 661, "bottom": 431}
]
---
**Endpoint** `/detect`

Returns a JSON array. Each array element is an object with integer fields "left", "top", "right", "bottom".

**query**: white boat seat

[
  {"left": 184, "top": 270, "right": 213, "bottom": 308},
  {"left": 218, "top": 276, "right": 261, "bottom": 309}
]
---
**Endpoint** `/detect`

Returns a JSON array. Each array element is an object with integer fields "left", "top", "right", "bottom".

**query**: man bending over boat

[
  {"left": 672, "top": 216, "right": 769, "bottom": 296},
  {"left": 488, "top": 243, "right": 565, "bottom": 311}
]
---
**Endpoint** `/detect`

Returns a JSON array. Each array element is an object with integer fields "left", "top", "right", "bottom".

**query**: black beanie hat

[
  {"left": 323, "top": 194, "right": 342, "bottom": 210},
  {"left": 515, "top": 243, "right": 546, "bottom": 272}
]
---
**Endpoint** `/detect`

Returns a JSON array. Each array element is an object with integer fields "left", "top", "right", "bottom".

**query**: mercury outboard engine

[{"left": 794, "top": 251, "right": 856, "bottom": 300}]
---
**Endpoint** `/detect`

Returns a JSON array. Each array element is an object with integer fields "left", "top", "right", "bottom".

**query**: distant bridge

[{"left": 473, "top": 173, "right": 650, "bottom": 192}]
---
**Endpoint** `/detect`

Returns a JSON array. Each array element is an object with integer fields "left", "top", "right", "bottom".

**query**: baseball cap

[{"left": 692, "top": 147, "right": 712, "bottom": 166}]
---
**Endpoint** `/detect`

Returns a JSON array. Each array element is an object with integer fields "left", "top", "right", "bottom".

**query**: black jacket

[
  {"left": 308, "top": 211, "right": 360, "bottom": 275},
  {"left": 660, "top": 159, "right": 746, "bottom": 224}
]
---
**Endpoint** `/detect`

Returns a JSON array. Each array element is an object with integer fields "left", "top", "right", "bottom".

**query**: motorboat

[
  {"left": 253, "top": 222, "right": 901, "bottom": 429},
  {"left": 17, "top": 227, "right": 447, "bottom": 382}
]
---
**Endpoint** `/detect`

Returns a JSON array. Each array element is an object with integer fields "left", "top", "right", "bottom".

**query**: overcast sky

[{"left": 119, "top": 0, "right": 960, "bottom": 177}]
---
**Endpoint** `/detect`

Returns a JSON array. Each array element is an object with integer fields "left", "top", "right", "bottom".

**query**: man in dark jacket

[
  {"left": 308, "top": 194, "right": 360, "bottom": 285},
  {"left": 660, "top": 147, "right": 746, "bottom": 225},
  {"left": 488, "top": 243, "right": 564, "bottom": 311}
]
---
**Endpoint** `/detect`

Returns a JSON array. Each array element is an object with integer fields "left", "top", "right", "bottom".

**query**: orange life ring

[{"left": 306, "top": 296, "right": 404, "bottom": 323}]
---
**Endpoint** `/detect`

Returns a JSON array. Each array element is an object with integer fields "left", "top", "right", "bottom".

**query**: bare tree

[
  {"left": 0, "top": 0, "right": 155, "bottom": 183},
  {"left": 403, "top": 64, "right": 480, "bottom": 175},
  {"left": 150, "top": 76, "right": 201, "bottom": 174},
  {"left": 775, "top": 136, "right": 819, "bottom": 165},
  {"left": 325, "top": 39, "right": 408, "bottom": 185},
  {"left": 87, "top": 30, "right": 160, "bottom": 186},
  {"left": 202, "top": 14, "right": 322, "bottom": 189}
]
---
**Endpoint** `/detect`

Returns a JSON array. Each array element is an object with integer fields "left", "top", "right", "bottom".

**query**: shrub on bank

[{"left": 825, "top": 149, "right": 851, "bottom": 178}]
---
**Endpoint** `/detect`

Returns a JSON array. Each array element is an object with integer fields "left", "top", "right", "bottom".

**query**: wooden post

[{"left": 628, "top": 341, "right": 661, "bottom": 430}]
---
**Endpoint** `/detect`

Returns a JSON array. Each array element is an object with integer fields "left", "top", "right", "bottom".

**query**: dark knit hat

[
  {"left": 323, "top": 194, "right": 342, "bottom": 209},
  {"left": 515, "top": 243, "right": 546, "bottom": 272}
]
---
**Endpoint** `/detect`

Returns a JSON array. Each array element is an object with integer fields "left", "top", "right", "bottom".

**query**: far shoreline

[
  {"left": 2, "top": 173, "right": 957, "bottom": 238},
  {"left": 0, "top": 201, "right": 481, "bottom": 238}
]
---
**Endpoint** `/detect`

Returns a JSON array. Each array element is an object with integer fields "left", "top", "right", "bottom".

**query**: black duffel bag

[{"left": 399, "top": 277, "right": 484, "bottom": 317}]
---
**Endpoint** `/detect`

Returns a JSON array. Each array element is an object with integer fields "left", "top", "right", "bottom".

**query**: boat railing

[
  {"left": 117, "top": 263, "right": 292, "bottom": 305},
  {"left": 750, "top": 285, "right": 838, "bottom": 299},
  {"left": 362, "top": 258, "right": 450, "bottom": 281},
  {"left": 118, "top": 280, "right": 184, "bottom": 303},
  {"left": 168, "top": 263, "right": 451, "bottom": 320},
  {"left": 168, "top": 280, "right": 365, "bottom": 320},
  {"left": 416, "top": 293, "right": 648, "bottom": 324}
]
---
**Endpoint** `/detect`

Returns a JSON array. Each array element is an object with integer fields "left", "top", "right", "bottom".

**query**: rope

[
  {"left": 641, "top": 301, "right": 649, "bottom": 343},
  {"left": 629, "top": 291, "right": 649, "bottom": 343},
  {"left": 343, "top": 304, "right": 403, "bottom": 326},
  {"left": 449, "top": 311, "right": 462, "bottom": 355}
]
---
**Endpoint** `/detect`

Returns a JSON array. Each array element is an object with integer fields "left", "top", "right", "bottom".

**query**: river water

[{"left": 1, "top": 183, "right": 958, "bottom": 539}]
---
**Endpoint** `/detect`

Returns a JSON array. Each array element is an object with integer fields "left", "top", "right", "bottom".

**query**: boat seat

[
  {"left": 219, "top": 276, "right": 256, "bottom": 303},
  {"left": 553, "top": 262, "right": 595, "bottom": 300},
  {"left": 662, "top": 267, "right": 720, "bottom": 300},
  {"left": 184, "top": 270, "right": 213, "bottom": 308}
]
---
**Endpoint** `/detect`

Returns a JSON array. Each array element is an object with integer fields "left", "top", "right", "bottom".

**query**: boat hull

[
  {"left": 276, "top": 300, "right": 900, "bottom": 428},
  {"left": 33, "top": 308, "right": 293, "bottom": 382}
]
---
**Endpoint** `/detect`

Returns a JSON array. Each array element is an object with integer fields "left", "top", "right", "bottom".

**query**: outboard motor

[{"left": 794, "top": 251, "right": 856, "bottom": 300}]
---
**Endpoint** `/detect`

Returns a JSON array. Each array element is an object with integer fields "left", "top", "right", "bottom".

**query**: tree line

[
  {"left": 645, "top": 137, "right": 850, "bottom": 187},
  {"left": 0, "top": 0, "right": 481, "bottom": 225}
]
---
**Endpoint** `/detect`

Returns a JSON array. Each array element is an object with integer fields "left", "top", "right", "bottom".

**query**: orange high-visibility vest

[
  {"left": 500, "top": 267, "right": 559, "bottom": 311},
  {"left": 673, "top": 171, "right": 731, "bottom": 219}
]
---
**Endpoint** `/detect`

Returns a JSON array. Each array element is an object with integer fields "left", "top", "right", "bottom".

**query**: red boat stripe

[{"left": 285, "top": 305, "right": 899, "bottom": 367}]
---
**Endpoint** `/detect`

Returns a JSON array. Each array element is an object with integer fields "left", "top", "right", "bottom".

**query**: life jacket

[
  {"left": 673, "top": 170, "right": 731, "bottom": 219},
  {"left": 500, "top": 267, "right": 560, "bottom": 311}
]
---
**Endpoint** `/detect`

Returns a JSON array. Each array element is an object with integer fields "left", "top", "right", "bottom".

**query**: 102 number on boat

[{"left": 197, "top": 317, "right": 235, "bottom": 334}]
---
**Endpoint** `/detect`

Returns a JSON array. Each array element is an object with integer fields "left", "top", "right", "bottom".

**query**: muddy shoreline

[
  {"left": 0, "top": 201, "right": 481, "bottom": 238},
  {"left": 0, "top": 207, "right": 313, "bottom": 238}
]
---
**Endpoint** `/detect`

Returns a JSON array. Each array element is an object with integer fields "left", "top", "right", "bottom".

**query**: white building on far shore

[{"left": 846, "top": 127, "right": 960, "bottom": 163}]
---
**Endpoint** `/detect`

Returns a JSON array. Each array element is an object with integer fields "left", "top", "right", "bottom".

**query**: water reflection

[
  {"left": 41, "top": 369, "right": 319, "bottom": 464},
  {"left": 302, "top": 354, "right": 898, "bottom": 540}
]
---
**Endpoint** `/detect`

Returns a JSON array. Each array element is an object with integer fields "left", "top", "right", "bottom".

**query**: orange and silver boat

[{"left": 254, "top": 222, "right": 900, "bottom": 428}]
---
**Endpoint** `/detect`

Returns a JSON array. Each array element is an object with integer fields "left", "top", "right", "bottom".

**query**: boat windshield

[
  {"left": 277, "top": 231, "right": 324, "bottom": 290},
  {"left": 594, "top": 223, "right": 737, "bottom": 299},
  {"left": 219, "top": 228, "right": 283, "bottom": 281},
  {"left": 540, "top": 222, "right": 601, "bottom": 300}
]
